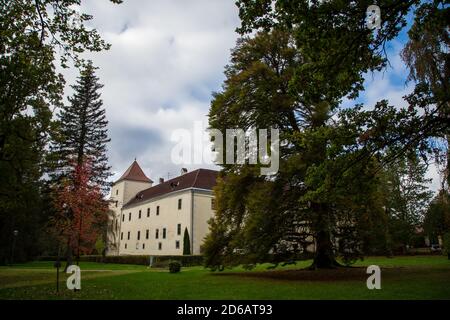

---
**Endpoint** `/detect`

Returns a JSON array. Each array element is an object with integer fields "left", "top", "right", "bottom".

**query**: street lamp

[{"left": 11, "top": 230, "right": 19, "bottom": 265}]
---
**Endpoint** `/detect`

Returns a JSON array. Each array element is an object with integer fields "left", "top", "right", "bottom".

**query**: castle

[{"left": 106, "top": 160, "right": 218, "bottom": 256}]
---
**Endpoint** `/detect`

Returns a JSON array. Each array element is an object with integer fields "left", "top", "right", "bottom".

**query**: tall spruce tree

[{"left": 51, "top": 61, "right": 111, "bottom": 190}]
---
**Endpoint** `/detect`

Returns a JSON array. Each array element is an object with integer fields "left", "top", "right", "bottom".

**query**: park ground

[{"left": 0, "top": 255, "right": 449, "bottom": 300}]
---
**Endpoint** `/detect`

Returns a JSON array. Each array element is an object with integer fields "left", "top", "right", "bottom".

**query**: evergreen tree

[
  {"left": 381, "top": 156, "right": 433, "bottom": 253},
  {"left": 51, "top": 61, "right": 111, "bottom": 190},
  {"left": 0, "top": 0, "right": 121, "bottom": 263},
  {"left": 183, "top": 228, "right": 191, "bottom": 255}
]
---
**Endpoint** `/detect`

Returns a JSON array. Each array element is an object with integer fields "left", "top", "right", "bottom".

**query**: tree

[
  {"left": 50, "top": 61, "right": 111, "bottom": 191},
  {"left": 183, "top": 228, "right": 191, "bottom": 255},
  {"left": 424, "top": 190, "right": 450, "bottom": 245},
  {"left": 204, "top": 0, "right": 446, "bottom": 269},
  {"left": 443, "top": 233, "right": 450, "bottom": 260},
  {"left": 401, "top": 1, "right": 449, "bottom": 189},
  {"left": 50, "top": 160, "right": 108, "bottom": 268},
  {"left": 205, "top": 30, "right": 389, "bottom": 269},
  {"left": 0, "top": 0, "right": 121, "bottom": 263},
  {"left": 380, "top": 156, "right": 433, "bottom": 253}
]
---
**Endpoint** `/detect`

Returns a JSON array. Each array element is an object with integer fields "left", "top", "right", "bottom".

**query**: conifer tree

[
  {"left": 51, "top": 61, "right": 111, "bottom": 190},
  {"left": 183, "top": 228, "right": 191, "bottom": 255}
]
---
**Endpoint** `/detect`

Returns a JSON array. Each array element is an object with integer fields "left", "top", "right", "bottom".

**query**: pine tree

[
  {"left": 183, "top": 228, "right": 191, "bottom": 255},
  {"left": 51, "top": 61, "right": 111, "bottom": 190}
]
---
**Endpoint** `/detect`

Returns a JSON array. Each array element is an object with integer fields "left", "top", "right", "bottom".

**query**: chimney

[
  {"left": 181, "top": 168, "right": 188, "bottom": 175},
  {"left": 159, "top": 177, "right": 164, "bottom": 184}
]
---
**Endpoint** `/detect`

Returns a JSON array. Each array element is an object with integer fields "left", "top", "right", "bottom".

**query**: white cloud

[{"left": 60, "top": 0, "right": 240, "bottom": 182}]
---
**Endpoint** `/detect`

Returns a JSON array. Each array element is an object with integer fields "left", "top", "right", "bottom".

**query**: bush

[
  {"left": 168, "top": 261, "right": 181, "bottom": 273},
  {"left": 37, "top": 254, "right": 205, "bottom": 266}
]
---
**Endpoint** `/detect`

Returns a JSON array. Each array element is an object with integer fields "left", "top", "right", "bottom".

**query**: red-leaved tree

[{"left": 51, "top": 159, "right": 108, "bottom": 267}]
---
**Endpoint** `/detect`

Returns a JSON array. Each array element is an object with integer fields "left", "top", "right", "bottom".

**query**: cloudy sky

[{"left": 63, "top": 1, "right": 441, "bottom": 191}]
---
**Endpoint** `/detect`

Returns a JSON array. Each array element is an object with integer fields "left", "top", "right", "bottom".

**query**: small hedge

[
  {"left": 168, "top": 261, "right": 181, "bottom": 273},
  {"left": 37, "top": 254, "right": 204, "bottom": 267}
]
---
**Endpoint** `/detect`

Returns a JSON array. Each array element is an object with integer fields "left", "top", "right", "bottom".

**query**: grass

[{"left": 0, "top": 256, "right": 449, "bottom": 300}]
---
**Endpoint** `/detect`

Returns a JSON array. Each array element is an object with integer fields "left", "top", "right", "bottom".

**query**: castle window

[
  {"left": 158, "top": 242, "right": 162, "bottom": 250},
  {"left": 139, "top": 210, "right": 141, "bottom": 219},
  {"left": 155, "top": 229, "right": 159, "bottom": 239},
  {"left": 116, "top": 190, "right": 118, "bottom": 196},
  {"left": 122, "top": 214, "right": 125, "bottom": 222},
  {"left": 176, "top": 240, "right": 180, "bottom": 249},
  {"left": 146, "top": 229, "right": 149, "bottom": 239},
  {"left": 147, "top": 208, "right": 150, "bottom": 217},
  {"left": 128, "top": 212, "right": 131, "bottom": 221},
  {"left": 163, "top": 228, "right": 167, "bottom": 239},
  {"left": 178, "top": 199, "right": 182, "bottom": 210},
  {"left": 125, "top": 243, "right": 127, "bottom": 249},
  {"left": 156, "top": 206, "right": 160, "bottom": 216},
  {"left": 143, "top": 243, "right": 145, "bottom": 249},
  {"left": 120, "top": 232, "right": 123, "bottom": 240},
  {"left": 177, "top": 224, "right": 181, "bottom": 236},
  {"left": 127, "top": 231, "right": 130, "bottom": 240},
  {"left": 137, "top": 231, "right": 141, "bottom": 240}
]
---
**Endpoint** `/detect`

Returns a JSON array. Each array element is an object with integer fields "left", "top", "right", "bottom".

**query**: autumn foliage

[{"left": 51, "top": 160, "right": 108, "bottom": 257}]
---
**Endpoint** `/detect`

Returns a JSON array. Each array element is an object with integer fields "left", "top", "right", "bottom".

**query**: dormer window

[{"left": 170, "top": 181, "right": 180, "bottom": 189}]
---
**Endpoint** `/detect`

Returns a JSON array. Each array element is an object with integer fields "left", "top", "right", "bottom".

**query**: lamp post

[{"left": 11, "top": 230, "right": 18, "bottom": 265}]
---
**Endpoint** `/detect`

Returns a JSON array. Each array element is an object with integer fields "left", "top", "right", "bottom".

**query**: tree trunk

[
  {"left": 309, "top": 203, "right": 341, "bottom": 269},
  {"left": 64, "top": 239, "right": 73, "bottom": 272},
  {"left": 311, "top": 229, "right": 341, "bottom": 269}
]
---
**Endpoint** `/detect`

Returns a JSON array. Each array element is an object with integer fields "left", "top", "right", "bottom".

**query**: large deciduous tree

[
  {"left": 205, "top": 30, "right": 387, "bottom": 269},
  {"left": 50, "top": 160, "right": 108, "bottom": 267},
  {"left": 205, "top": 0, "right": 446, "bottom": 269}
]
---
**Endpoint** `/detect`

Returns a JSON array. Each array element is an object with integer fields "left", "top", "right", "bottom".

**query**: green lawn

[{"left": 0, "top": 256, "right": 449, "bottom": 300}]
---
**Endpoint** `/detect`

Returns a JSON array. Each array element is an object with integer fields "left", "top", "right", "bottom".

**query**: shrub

[
  {"left": 37, "top": 254, "right": 205, "bottom": 266},
  {"left": 169, "top": 261, "right": 181, "bottom": 273}
]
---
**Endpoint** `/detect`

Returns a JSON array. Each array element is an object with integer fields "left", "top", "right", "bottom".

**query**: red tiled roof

[
  {"left": 123, "top": 168, "right": 218, "bottom": 208},
  {"left": 115, "top": 160, "right": 153, "bottom": 184}
]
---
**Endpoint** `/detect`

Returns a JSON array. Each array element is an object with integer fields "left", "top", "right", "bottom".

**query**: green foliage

[
  {"left": 49, "top": 61, "right": 111, "bottom": 190},
  {"left": 168, "top": 261, "right": 181, "bottom": 273},
  {"left": 95, "top": 238, "right": 105, "bottom": 255},
  {"left": 206, "top": 1, "right": 445, "bottom": 269},
  {"left": 37, "top": 254, "right": 204, "bottom": 267},
  {"left": 183, "top": 228, "right": 191, "bottom": 255},
  {"left": 443, "top": 233, "right": 450, "bottom": 257},
  {"left": 0, "top": 0, "right": 121, "bottom": 263},
  {"left": 205, "top": 29, "right": 390, "bottom": 269},
  {"left": 424, "top": 190, "right": 450, "bottom": 240}
]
